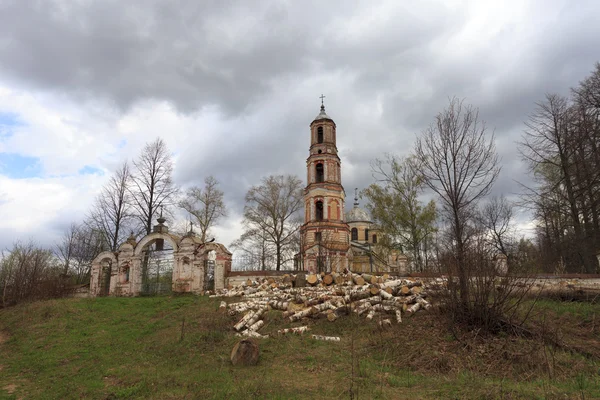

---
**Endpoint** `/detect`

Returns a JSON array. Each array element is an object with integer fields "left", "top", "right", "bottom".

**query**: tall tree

[
  {"left": 363, "top": 155, "right": 436, "bottom": 272},
  {"left": 178, "top": 176, "right": 227, "bottom": 243},
  {"left": 130, "top": 138, "right": 178, "bottom": 234},
  {"left": 231, "top": 227, "right": 276, "bottom": 271},
  {"left": 88, "top": 161, "right": 133, "bottom": 251},
  {"left": 239, "top": 175, "right": 303, "bottom": 271},
  {"left": 480, "top": 195, "right": 515, "bottom": 259},
  {"left": 519, "top": 94, "right": 598, "bottom": 273},
  {"left": 415, "top": 97, "right": 500, "bottom": 308},
  {"left": 55, "top": 223, "right": 107, "bottom": 284}
]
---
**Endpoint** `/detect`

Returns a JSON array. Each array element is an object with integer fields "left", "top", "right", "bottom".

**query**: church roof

[{"left": 313, "top": 104, "right": 332, "bottom": 122}]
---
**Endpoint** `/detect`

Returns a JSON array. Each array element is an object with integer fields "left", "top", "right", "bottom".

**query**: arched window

[
  {"left": 351, "top": 228, "right": 358, "bottom": 241},
  {"left": 315, "top": 201, "right": 323, "bottom": 221},
  {"left": 365, "top": 228, "right": 369, "bottom": 242},
  {"left": 372, "top": 234, "right": 378, "bottom": 244},
  {"left": 317, "top": 126, "right": 323, "bottom": 143},
  {"left": 316, "top": 163, "right": 324, "bottom": 183}
]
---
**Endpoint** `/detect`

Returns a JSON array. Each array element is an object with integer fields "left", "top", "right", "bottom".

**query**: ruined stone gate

[{"left": 89, "top": 217, "right": 232, "bottom": 297}]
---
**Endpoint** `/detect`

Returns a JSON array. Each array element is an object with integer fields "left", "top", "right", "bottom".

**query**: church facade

[{"left": 299, "top": 102, "right": 407, "bottom": 274}]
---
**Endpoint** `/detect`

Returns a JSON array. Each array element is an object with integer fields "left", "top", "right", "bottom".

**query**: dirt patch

[
  {"left": 0, "top": 331, "right": 9, "bottom": 345},
  {"left": 3, "top": 384, "right": 16, "bottom": 394}
]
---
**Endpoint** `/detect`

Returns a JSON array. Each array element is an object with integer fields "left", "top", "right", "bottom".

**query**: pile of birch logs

[{"left": 215, "top": 272, "right": 441, "bottom": 340}]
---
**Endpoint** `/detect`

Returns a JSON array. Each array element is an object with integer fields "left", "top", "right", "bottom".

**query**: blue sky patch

[
  {"left": 0, "top": 112, "right": 24, "bottom": 138},
  {"left": 0, "top": 153, "right": 42, "bottom": 179},
  {"left": 78, "top": 165, "right": 104, "bottom": 176}
]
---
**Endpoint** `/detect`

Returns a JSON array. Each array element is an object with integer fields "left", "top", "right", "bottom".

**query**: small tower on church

[{"left": 300, "top": 97, "right": 350, "bottom": 273}]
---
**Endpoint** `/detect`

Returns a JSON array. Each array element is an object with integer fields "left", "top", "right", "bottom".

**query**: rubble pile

[{"left": 212, "top": 272, "right": 443, "bottom": 340}]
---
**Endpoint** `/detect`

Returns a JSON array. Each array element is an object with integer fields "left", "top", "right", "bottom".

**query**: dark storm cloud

[{"left": 1, "top": 0, "right": 599, "bottom": 246}]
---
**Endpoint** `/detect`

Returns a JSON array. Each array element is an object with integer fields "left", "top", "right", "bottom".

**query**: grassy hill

[{"left": 1, "top": 295, "right": 599, "bottom": 399}]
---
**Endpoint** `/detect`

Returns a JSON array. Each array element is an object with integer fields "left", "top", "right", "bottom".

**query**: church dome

[
  {"left": 345, "top": 205, "right": 370, "bottom": 223},
  {"left": 345, "top": 191, "right": 371, "bottom": 223},
  {"left": 313, "top": 104, "right": 332, "bottom": 122}
]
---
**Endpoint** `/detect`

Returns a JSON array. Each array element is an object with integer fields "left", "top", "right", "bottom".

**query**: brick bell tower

[{"left": 300, "top": 97, "right": 350, "bottom": 273}]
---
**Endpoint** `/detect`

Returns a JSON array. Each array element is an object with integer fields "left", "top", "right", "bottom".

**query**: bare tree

[
  {"left": 519, "top": 94, "right": 598, "bottom": 273},
  {"left": 231, "top": 228, "right": 276, "bottom": 271},
  {"left": 481, "top": 195, "right": 515, "bottom": 260},
  {"left": 415, "top": 97, "right": 500, "bottom": 309},
  {"left": 55, "top": 223, "right": 107, "bottom": 284},
  {"left": 55, "top": 223, "right": 79, "bottom": 276},
  {"left": 240, "top": 175, "right": 303, "bottom": 271},
  {"left": 178, "top": 176, "right": 227, "bottom": 243},
  {"left": 130, "top": 138, "right": 179, "bottom": 235},
  {"left": 88, "top": 161, "right": 133, "bottom": 251}
]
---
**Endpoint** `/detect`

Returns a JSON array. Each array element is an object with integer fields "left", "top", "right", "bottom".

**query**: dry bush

[
  {"left": 439, "top": 236, "right": 535, "bottom": 334},
  {"left": 0, "top": 241, "right": 70, "bottom": 307}
]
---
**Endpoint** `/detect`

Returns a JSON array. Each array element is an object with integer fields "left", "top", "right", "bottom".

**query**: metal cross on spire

[
  {"left": 354, "top": 188, "right": 359, "bottom": 207},
  {"left": 320, "top": 94, "right": 326, "bottom": 106}
]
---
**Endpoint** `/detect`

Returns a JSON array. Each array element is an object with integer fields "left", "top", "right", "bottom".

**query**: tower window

[
  {"left": 315, "top": 201, "right": 324, "bottom": 221},
  {"left": 365, "top": 228, "right": 369, "bottom": 241},
  {"left": 316, "top": 163, "right": 324, "bottom": 183},
  {"left": 351, "top": 228, "right": 358, "bottom": 241},
  {"left": 315, "top": 232, "right": 322, "bottom": 242},
  {"left": 317, "top": 126, "right": 323, "bottom": 143},
  {"left": 372, "top": 234, "right": 377, "bottom": 244}
]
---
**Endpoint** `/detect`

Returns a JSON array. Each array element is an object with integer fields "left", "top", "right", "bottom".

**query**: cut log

[
  {"left": 327, "top": 312, "right": 338, "bottom": 322},
  {"left": 410, "top": 286, "right": 422, "bottom": 295},
  {"left": 395, "top": 309, "right": 402, "bottom": 324},
  {"left": 219, "top": 301, "right": 227, "bottom": 312},
  {"left": 333, "top": 272, "right": 344, "bottom": 285},
  {"left": 268, "top": 300, "right": 289, "bottom": 311},
  {"left": 323, "top": 273, "right": 334, "bottom": 286},
  {"left": 246, "top": 279, "right": 253, "bottom": 287},
  {"left": 352, "top": 274, "right": 366, "bottom": 286},
  {"left": 277, "top": 326, "right": 310, "bottom": 335},
  {"left": 234, "top": 310, "right": 256, "bottom": 332},
  {"left": 230, "top": 339, "right": 260, "bottom": 366},
  {"left": 289, "top": 307, "right": 317, "bottom": 322},
  {"left": 245, "top": 307, "right": 267, "bottom": 329},
  {"left": 379, "top": 289, "right": 393, "bottom": 300},
  {"left": 366, "top": 309, "right": 376, "bottom": 320},
  {"left": 307, "top": 274, "right": 319, "bottom": 286},
  {"left": 405, "top": 302, "right": 421, "bottom": 315},
  {"left": 381, "top": 279, "right": 403, "bottom": 289},
  {"left": 294, "top": 273, "right": 307, "bottom": 288},
  {"left": 369, "top": 284, "right": 380, "bottom": 296},
  {"left": 416, "top": 297, "right": 431, "bottom": 310},
  {"left": 346, "top": 289, "right": 370, "bottom": 302},
  {"left": 311, "top": 335, "right": 341, "bottom": 342},
  {"left": 247, "top": 320, "right": 264, "bottom": 332},
  {"left": 400, "top": 286, "right": 411, "bottom": 295},
  {"left": 236, "top": 330, "right": 268, "bottom": 339},
  {"left": 378, "top": 319, "right": 392, "bottom": 329}
]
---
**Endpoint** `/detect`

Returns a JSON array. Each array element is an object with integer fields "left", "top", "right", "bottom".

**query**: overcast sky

[{"left": 0, "top": 0, "right": 599, "bottom": 251}]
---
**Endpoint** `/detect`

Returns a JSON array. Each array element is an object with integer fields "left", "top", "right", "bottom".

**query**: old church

[{"left": 299, "top": 101, "right": 407, "bottom": 274}]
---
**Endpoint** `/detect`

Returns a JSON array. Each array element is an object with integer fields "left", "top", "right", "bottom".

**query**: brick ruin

[{"left": 89, "top": 217, "right": 232, "bottom": 297}]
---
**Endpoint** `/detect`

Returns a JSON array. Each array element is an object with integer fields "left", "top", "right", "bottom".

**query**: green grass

[{"left": 1, "top": 295, "right": 599, "bottom": 399}]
